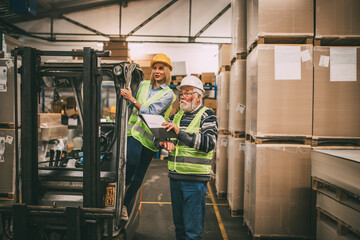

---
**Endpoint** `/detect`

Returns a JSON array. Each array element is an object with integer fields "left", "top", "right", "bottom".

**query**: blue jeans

[
  {"left": 170, "top": 179, "right": 207, "bottom": 240},
  {"left": 124, "top": 136, "right": 155, "bottom": 207}
]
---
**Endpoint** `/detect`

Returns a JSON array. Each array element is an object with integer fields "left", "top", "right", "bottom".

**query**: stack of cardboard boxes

[
  {"left": 214, "top": 44, "right": 231, "bottom": 198},
  {"left": 312, "top": 1, "right": 360, "bottom": 239},
  {"left": 244, "top": 0, "right": 314, "bottom": 238},
  {"left": 131, "top": 53, "right": 156, "bottom": 80},
  {"left": 102, "top": 38, "right": 130, "bottom": 62}
]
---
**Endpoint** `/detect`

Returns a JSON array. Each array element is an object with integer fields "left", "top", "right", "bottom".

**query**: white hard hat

[{"left": 177, "top": 75, "right": 204, "bottom": 93}]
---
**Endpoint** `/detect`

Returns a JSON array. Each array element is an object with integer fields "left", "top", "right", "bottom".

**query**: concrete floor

[{"left": 132, "top": 159, "right": 251, "bottom": 240}]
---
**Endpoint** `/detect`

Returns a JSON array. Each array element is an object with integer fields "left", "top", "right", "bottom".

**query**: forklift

[{"left": 0, "top": 47, "right": 143, "bottom": 240}]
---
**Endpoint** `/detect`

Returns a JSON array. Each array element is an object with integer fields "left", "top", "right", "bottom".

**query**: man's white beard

[{"left": 180, "top": 98, "right": 197, "bottom": 112}]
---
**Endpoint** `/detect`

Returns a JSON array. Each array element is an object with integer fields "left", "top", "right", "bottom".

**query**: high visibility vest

[
  {"left": 168, "top": 107, "right": 213, "bottom": 175},
  {"left": 127, "top": 81, "right": 175, "bottom": 152}
]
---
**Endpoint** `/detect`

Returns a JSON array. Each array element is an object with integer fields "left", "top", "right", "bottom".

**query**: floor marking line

[
  {"left": 141, "top": 201, "right": 228, "bottom": 206},
  {"left": 207, "top": 182, "right": 229, "bottom": 240}
]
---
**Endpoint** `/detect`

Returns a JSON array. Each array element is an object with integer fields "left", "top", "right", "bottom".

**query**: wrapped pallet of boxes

[
  {"left": 244, "top": 141, "right": 313, "bottom": 238},
  {"left": 246, "top": 0, "right": 314, "bottom": 50},
  {"left": 0, "top": 129, "right": 18, "bottom": 200},
  {"left": 217, "top": 71, "right": 230, "bottom": 131},
  {"left": 229, "top": 59, "right": 246, "bottom": 135},
  {"left": 313, "top": 47, "right": 360, "bottom": 138},
  {"left": 231, "top": 0, "right": 246, "bottom": 59},
  {"left": 246, "top": 44, "right": 313, "bottom": 138},
  {"left": 316, "top": 0, "right": 360, "bottom": 37},
  {"left": 227, "top": 136, "right": 245, "bottom": 216},
  {"left": 39, "top": 113, "right": 67, "bottom": 141},
  {"left": 215, "top": 135, "right": 228, "bottom": 197},
  {"left": 312, "top": 150, "right": 360, "bottom": 240}
]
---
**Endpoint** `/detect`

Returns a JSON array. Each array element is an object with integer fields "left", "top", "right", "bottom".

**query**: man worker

[{"left": 156, "top": 75, "right": 218, "bottom": 240}]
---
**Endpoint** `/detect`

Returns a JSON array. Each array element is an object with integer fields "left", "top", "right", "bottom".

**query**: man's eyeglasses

[{"left": 179, "top": 92, "right": 194, "bottom": 98}]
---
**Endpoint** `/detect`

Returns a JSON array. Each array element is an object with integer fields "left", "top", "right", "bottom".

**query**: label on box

[
  {"left": 274, "top": 46, "right": 301, "bottom": 80},
  {"left": 300, "top": 50, "right": 312, "bottom": 62},
  {"left": 221, "top": 138, "right": 228, "bottom": 147},
  {"left": 330, "top": 47, "right": 357, "bottom": 82},
  {"left": 5, "top": 135, "right": 13, "bottom": 145},
  {"left": 0, "top": 67, "right": 7, "bottom": 92},
  {"left": 68, "top": 118, "right": 78, "bottom": 126},
  {"left": 319, "top": 55, "right": 330, "bottom": 67},
  {"left": 239, "top": 143, "right": 245, "bottom": 152},
  {"left": 236, "top": 104, "right": 245, "bottom": 114},
  {"left": 5, "top": 60, "right": 14, "bottom": 69}
]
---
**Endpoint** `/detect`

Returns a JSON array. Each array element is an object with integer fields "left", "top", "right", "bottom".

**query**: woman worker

[{"left": 120, "top": 53, "right": 175, "bottom": 220}]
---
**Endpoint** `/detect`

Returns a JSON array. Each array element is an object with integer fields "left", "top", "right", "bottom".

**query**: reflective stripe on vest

[
  {"left": 127, "top": 81, "right": 175, "bottom": 151},
  {"left": 168, "top": 106, "right": 213, "bottom": 175}
]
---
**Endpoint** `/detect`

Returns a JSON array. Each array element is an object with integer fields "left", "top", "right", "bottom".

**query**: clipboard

[{"left": 139, "top": 114, "right": 177, "bottom": 139}]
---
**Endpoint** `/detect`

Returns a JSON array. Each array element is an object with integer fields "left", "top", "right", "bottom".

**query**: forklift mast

[{"left": 0, "top": 47, "right": 143, "bottom": 240}]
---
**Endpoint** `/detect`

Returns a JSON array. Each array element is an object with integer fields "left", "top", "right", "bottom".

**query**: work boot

[{"left": 121, "top": 205, "right": 129, "bottom": 221}]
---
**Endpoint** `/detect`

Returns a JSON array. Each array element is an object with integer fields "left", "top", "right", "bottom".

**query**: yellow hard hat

[
  {"left": 110, "top": 106, "right": 116, "bottom": 114},
  {"left": 150, "top": 53, "right": 173, "bottom": 71}
]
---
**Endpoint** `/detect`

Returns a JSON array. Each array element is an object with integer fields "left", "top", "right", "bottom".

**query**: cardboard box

[
  {"left": 219, "top": 44, "right": 232, "bottom": 67},
  {"left": 203, "top": 98, "right": 217, "bottom": 110},
  {"left": 131, "top": 54, "right": 156, "bottom": 61},
  {"left": 311, "top": 149, "right": 360, "bottom": 197},
  {"left": 109, "top": 49, "right": 129, "bottom": 57},
  {"left": 227, "top": 137, "right": 245, "bottom": 212},
  {"left": 229, "top": 59, "right": 246, "bottom": 133},
  {"left": 231, "top": 0, "right": 246, "bottom": 57},
  {"left": 246, "top": 44, "right": 313, "bottom": 137},
  {"left": 0, "top": 129, "right": 17, "bottom": 196},
  {"left": 103, "top": 41, "right": 128, "bottom": 50},
  {"left": 134, "top": 60, "right": 151, "bottom": 68},
  {"left": 39, "top": 113, "right": 67, "bottom": 141},
  {"left": 39, "top": 113, "right": 62, "bottom": 126},
  {"left": 217, "top": 71, "right": 230, "bottom": 131},
  {"left": 247, "top": 0, "right": 314, "bottom": 49},
  {"left": 316, "top": 0, "right": 360, "bottom": 37},
  {"left": 101, "top": 56, "right": 130, "bottom": 61},
  {"left": 201, "top": 72, "right": 215, "bottom": 85},
  {"left": 313, "top": 46, "right": 360, "bottom": 138},
  {"left": 141, "top": 66, "right": 152, "bottom": 80},
  {"left": 244, "top": 142, "right": 312, "bottom": 237},
  {"left": 215, "top": 135, "right": 228, "bottom": 195}
]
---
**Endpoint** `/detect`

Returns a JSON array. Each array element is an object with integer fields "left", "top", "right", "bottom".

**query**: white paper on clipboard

[
  {"left": 330, "top": 47, "right": 357, "bottom": 82},
  {"left": 274, "top": 46, "right": 301, "bottom": 80}
]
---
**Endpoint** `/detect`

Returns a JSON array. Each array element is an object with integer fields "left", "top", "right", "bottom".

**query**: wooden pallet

[
  {"left": 218, "top": 65, "right": 231, "bottom": 73},
  {"left": 314, "top": 36, "right": 360, "bottom": 46},
  {"left": 243, "top": 220, "right": 312, "bottom": 240},
  {"left": 228, "top": 203, "right": 243, "bottom": 217},
  {"left": 317, "top": 207, "right": 360, "bottom": 238},
  {"left": 218, "top": 130, "right": 231, "bottom": 136},
  {"left": 246, "top": 134, "right": 312, "bottom": 145},
  {"left": 311, "top": 137, "right": 360, "bottom": 147},
  {"left": 247, "top": 35, "right": 313, "bottom": 55},
  {"left": 231, "top": 131, "right": 245, "bottom": 139},
  {"left": 312, "top": 177, "right": 360, "bottom": 202},
  {"left": 216, "top": 192, "right": 227, "bottom": 199},
  {"left": 0, "top": 122, "right": 19, "bottom": 129},
  {"left": 230, "top": 52, "right": 247, "bottom": 66}
]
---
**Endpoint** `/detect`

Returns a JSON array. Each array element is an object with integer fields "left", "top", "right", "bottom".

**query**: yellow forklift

[{"left": 0, "top": 47, "right": 143, "bottom": 240}]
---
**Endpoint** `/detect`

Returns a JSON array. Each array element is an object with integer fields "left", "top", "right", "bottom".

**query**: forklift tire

[{"left": 113, "top": 231, "right": 126, "bottom": 240}]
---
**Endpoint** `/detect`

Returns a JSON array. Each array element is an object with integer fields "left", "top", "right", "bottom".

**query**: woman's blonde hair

[{"left": 150, "top": 65, "right": 171, "bottom": 86}]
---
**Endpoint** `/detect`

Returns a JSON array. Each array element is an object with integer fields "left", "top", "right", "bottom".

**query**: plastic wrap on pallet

[
  {"left": 313, "top": 46, "right": 360, "bottom": 138},
  {"left": 312, "top": 149, "right": 360, "bottom": 197},
  {"left": 231, "top": 0, "right": 246, "bottom": 59},
  {"left": 217, "top": 71, "right": 230, "bottom": 131},
  {"left": 316, "top": 0, "right": 360, "bottom": 37},
  {"left": 229, "top": 59, "right": 246, "bottom": 134},
  {"left": 227, "top": 137, "right": 245, "bottom": 213},
  {"left": 219, "top": 44, "right": 232, "bottom": 67},
  {"left": 215, "top": 135, "right": 228, "bottom": 195},
  {"left": 246, "top": 44, "right": 313, "bottom": 137},
  {"left": 316, "top": 190, "right": 360, "bottom": 235},
  {"left": 244, "top": 142, "right": 313, "bottom": 237},
  {"left": 246, "top": 0, "right": 314, "bottom": 50}
]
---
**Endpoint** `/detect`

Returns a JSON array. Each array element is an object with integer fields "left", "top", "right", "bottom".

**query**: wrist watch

[{"left": 133, "top": 100, "right": 137, "bottom": 104}]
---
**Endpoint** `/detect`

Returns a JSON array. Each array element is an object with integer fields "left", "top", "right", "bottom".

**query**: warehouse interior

[{"left": 0, "top": 0, "right": 360, "bottom": 239}]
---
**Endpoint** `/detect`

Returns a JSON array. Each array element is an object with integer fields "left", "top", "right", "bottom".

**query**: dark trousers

[
  {"left": 124, "top": 136, "right": 155, "bottom": 207},
  {"left": 170, "top": 178, "right": 207, "bottom": 240}
]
